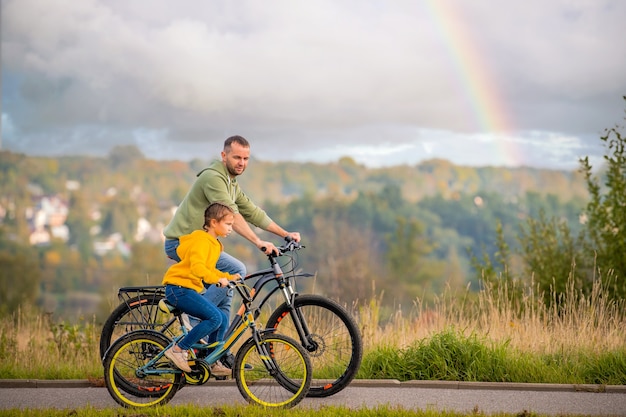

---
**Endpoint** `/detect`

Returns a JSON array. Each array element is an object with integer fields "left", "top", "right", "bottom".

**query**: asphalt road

[{"left": 1, "top": 380, "right": 625, "bottom": 415}]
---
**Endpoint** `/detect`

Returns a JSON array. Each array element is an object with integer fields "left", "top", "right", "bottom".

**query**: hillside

[
  {"left": 0, "top": 148, "right": 589, "bottom": 204},
  {"left": 0, "top": 148, "right": 590, "bottom": 321}
]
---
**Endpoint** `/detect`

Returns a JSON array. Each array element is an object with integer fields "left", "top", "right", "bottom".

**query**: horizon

[{"left": 0, "top": 145, "right": 595, "bottom": 174}]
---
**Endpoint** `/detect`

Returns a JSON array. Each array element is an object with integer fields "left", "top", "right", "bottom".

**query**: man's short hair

[{"left": 224, "top": 135, "right": 250, "bottom": 151}]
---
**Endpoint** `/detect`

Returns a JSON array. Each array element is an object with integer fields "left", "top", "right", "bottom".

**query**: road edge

[{"left": 0, "top": 379, "right": 624, "bottom": 393}]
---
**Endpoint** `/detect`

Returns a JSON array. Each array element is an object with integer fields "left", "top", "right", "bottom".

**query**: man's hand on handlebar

[
  {"left": 284, "top": 232, "right": 301, "bottom": 243},
  {"left": 256, "top": 231, "right": 301, "bottom": 255},
  {"left": 258, "top": 240, "right": 279, "bottom": 256}
]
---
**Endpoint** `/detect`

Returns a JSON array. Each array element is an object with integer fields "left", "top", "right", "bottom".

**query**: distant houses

[
  {"left": 2, "top": 180, "right": 170, "bottom": 256},
  {"left": 27, "top": 195, "right": 70, "bottom": 245}
]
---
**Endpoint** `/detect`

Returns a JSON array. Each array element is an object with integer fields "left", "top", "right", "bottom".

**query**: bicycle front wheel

[
  {"left": 103, "top": 330, "right": 182, "bottom": 408},
  {"left": 266, "top": 294, "right": 363, "bottom": 397},
  {"left": 234, "top": 333, "right": 312, "bottom": 408}
]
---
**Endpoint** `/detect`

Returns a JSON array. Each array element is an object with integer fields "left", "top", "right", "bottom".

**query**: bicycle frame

[
  {"left": 139, "top": 282, "right": 276, "bottom": 377},
  {"left": 110, "top": 238, "right": 318, "bottom": 362},
  {"left": 224, "top": 254, "right": 314, "bottom": 348}
]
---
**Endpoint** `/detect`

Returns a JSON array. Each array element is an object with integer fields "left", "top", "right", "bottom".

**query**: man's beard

[{"left": 226, "top": 163, "right": 243, "bottom": 177}]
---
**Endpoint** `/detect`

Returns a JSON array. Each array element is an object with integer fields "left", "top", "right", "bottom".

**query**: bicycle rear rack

[
  {"left": 115, "top": 286, "right": 169, "bottom": 331},
  {"left": 117, "top": 285, "right": 166, "bottom": 306}
]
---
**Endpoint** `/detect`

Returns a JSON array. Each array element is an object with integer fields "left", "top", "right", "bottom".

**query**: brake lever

[{"left": 290, "top": 240, "right": 303, "bottom": 250}]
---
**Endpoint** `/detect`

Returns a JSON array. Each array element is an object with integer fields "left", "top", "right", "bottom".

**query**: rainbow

[{"left": 423, "top": 1, "right": 518, "bottom": 165}]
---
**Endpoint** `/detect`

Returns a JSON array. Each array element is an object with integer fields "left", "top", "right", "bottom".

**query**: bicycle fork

[{"left": 279, "top": 284, "right": 319, "bottom": 353}]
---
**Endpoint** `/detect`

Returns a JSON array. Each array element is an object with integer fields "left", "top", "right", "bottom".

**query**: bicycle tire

[
  {"left": 266, "top": 294, "right": 363, "bottom": 398},
  {"left": 103, "top": 329, "right": 178, "bottom": 399},
  {"left": 103, "top": 330, "right": 182, "bottom": 408},
  {"left": 234, "top": 333, "right": 311, "bottom": 408},
  {"left": 99, "top": 296, "right": 178, "bottom": 361}
]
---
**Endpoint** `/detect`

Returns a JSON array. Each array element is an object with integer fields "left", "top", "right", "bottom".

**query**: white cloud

[{"left": 2, "top": 0, "right": 625, "bottom": 169}]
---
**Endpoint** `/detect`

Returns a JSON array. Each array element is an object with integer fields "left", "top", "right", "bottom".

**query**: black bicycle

[{"left": 100, "top": 238, "right": 362, "bottom": 397}]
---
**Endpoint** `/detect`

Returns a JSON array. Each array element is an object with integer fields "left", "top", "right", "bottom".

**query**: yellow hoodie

[{"left": 162, "top": 230, "right": 234, "bottom": 293}]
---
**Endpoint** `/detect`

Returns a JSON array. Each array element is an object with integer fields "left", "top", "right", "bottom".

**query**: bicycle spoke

[{"left": 235, "top": 335, "right": 311, "bottom": 408}]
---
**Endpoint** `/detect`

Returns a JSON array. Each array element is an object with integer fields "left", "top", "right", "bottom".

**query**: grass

[
  {"left": 355, "top": 276, "right": 626, "bottom": 385},
  {"left": 0, "top": 278, "right": 623, "bottom": 416},
  {"left": 0, "top": 309, "right": 101, "bottom": 380},
  {"left": 0, "top": 276, "right": 625, "bottom": 385},
  {"left": 0, "top": 405, "right": 600, "bottom": 417}
]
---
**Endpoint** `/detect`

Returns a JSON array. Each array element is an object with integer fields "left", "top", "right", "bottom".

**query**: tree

[
  {"left": 65, "top": 190, "right": 93, "bottom": 261},
  {"left": 0, "top": 231, "right": 41, "bottom": 314},
  {"left": 112, "top": 241, "right": 169, "bottom": 288},
  {"left": 475, "top": 97, "right": 626, "bottom": 303},
  {"left": 100, "top": 193, "right": 139, "bottom": 243},
  {"left": 311, "top": 218, "right": 382, "bottom": 304},
  {"left": 385, "top": 217, "right": 443, "bottom": 304},
  {"left": 518, "top": 209, "right": 581, "bottom": 302},
  {"left": 107, "top": 145, "right": 145, "bottom": 170},
  {"left": 579, "top": 97, "right": 626, "bottom": 298}
]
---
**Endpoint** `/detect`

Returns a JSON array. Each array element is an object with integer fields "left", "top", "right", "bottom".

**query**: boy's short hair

[{"left": 204, "top": 202, "right": 234, "bottom": 227}]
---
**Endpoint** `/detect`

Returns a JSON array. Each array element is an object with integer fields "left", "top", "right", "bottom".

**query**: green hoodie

[{"left": 163, "top": 160, "right": 273, "bottom": 239}]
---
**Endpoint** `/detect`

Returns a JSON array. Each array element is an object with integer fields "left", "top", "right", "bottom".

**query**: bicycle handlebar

[
  {"left": 260, "top": 236, "right": 304, "bottom": 257},
  {"left": 216, "top": 236, "right": 305, "bottom": 300}
]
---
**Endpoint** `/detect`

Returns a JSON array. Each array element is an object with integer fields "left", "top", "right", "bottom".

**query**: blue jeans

[
  {"left": 164, "top": 284, "right": 228, "bottom": 350},
  {"left": 165, "top": 238, "right": 246, "bottom": 326}
]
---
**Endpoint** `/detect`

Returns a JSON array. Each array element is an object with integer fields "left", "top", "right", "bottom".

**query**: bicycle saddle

[{"left": 158, "top": 299, "right": 180, "bottom": 315}]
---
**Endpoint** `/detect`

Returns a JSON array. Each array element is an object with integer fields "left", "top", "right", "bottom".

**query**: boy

[{"left": 162, "top": 202, "right": 240, "bottom": 375}]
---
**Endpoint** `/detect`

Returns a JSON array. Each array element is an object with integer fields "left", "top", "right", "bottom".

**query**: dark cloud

[{"left": 2, "top": 0, "right": 625, "bottom": 168}]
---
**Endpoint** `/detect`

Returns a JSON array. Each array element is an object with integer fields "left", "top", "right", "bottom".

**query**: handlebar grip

[{"left": 260, "top": 246, "right": 280, "bottom": 256}]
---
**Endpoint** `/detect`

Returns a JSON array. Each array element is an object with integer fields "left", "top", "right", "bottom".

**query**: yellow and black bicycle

[{"left": 102, "top": 279, "right": 312, "bottom": 408}]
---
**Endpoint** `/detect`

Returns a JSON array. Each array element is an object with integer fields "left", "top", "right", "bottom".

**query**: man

[{"left": 163, "top": 135, "right": 301, "bottom": 366}]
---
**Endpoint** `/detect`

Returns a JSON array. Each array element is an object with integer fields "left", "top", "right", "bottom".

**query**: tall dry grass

[
  {"left": 0, "top": 305, "right": 101, "bottom": 379},
  {"left": 356, "top": 274, "right": 626, "bottom": 356},
  {"left": 1, "top": 273, "right": 624, "bottom": 381}
]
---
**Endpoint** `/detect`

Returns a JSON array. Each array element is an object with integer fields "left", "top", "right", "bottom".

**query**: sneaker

[
  {"left": 210, "top": 361, "right": 231, "bottom": 378},
  {"left": 164, "top": 346, "right": 192, "bottom": 373}
]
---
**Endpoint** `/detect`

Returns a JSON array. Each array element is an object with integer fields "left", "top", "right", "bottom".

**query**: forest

[{"left": 1, "top": 122, "right": 623, "bottom": 323}]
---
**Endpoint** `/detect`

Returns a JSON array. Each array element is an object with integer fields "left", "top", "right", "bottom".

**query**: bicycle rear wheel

[
  {"left": 234, "top": 333, "right": 311, "bottom": 408},
  {"left": 266, "top": 294, "right": 363, "bottom": 397},
  {"left": 103, "top": 330, "right": 182, "bottom": 408},
  {"left": 100, "top": 296, "right": 179, "bottom": 361}
]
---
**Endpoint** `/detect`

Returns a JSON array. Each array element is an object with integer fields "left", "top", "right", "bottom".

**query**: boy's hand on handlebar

[{"left": 216, "top": 277, "right": 230, "bottom": 288}]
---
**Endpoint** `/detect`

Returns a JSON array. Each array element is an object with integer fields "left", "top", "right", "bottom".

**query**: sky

[{"left": 2, "top": 0, "right": 626, "bottom": 170}]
